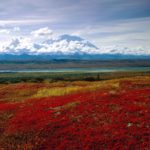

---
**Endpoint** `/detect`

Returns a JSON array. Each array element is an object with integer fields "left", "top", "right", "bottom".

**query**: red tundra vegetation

[{"left": 0, "top": 76, "right": 150, "bottom": 149}]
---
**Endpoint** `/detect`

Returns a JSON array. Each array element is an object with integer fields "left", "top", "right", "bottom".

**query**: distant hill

[
  {"left": 0, "top": 59, "right": 150, "bottom": 71},
  {"left": 0, "top": 54, "right": 150, "bottom": 61}
]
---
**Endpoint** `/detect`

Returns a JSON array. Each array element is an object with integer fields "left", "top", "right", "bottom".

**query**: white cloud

[
  {"left": 1, "top": 37, "right": 35, "bottom": 54},
  {"left": 13, "top": 27, "right": 20, "bottom": 32},
  {"left": 0, "top": 27, "right": 149, "bottom": 56},
  {"left": 0, "top": 19, "right": 51, "bottom": 26},
  {"left": 0, "top": 33, "right": 99, "bottom": 55},
  {"left": 35, "top": 37, "right": 99, "bottom": 55},
  {"left": 99, "top": 45, "right": 150, "bottom": 55},
  {"left": 31, "top": 27, "right": 53, "bottom": 39},
  {"left": 0, "top": 29, "right": 10, "bottom": 34}
]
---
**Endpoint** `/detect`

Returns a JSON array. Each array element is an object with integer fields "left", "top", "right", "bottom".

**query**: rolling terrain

[{"left": 0, "top": 59, "right": 150, "bottom": 70}]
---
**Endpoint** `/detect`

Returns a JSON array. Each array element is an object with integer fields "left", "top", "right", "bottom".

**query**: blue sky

[{"left": 0, "top": 0, "right": 150, "bottom": 54}]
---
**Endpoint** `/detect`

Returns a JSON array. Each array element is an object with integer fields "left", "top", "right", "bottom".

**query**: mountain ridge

[
  {"left": 0, "top": 53, "right": 150, "bottom": 61},
  {"left": 0, "top": 34, "right": 150, "bottom": 60}
]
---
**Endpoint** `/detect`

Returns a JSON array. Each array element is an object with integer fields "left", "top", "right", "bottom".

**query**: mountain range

[{"left": 0, "top": 34, "right": 149, "bottom": 60}]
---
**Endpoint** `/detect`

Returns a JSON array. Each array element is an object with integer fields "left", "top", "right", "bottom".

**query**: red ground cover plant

[{"left": 0, "top": 78, "right": 150, "bottom": 149}]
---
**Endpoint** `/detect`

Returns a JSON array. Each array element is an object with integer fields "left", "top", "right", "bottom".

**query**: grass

[{"left": 34, "top": 86, "right": 82, "bottom": 97}]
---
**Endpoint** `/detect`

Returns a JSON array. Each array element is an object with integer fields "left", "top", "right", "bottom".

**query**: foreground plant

[{"left": 0, "top": 77, "right": 149, "bottom": 149}]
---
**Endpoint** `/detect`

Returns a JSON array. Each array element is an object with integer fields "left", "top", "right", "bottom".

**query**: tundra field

[{"left": 0, "top": 73, "right": 150, "bottom": 149}]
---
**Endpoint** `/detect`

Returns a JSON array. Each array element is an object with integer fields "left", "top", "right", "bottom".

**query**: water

[{"left": 0, "top": 67, "right": 150, "bottom": 73}]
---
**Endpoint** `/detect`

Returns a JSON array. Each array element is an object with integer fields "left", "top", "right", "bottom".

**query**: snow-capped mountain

[
  {"left": 0, "top": 34, "right": 99, "bottom": 55},
  {"left": 0, "top": 34, "right": 149, "bottom": 60}
]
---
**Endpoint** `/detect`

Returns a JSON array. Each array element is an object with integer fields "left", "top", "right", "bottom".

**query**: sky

[{"left": 0, "top": 0, "right": 150, "bottom": 54}]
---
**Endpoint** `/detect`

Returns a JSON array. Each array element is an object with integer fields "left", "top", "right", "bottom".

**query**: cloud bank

[
  {"left": 31, "top": 27, "right": 53, "bottom": 38},
  {"left": 0, "top": 0, "right": 149, "bottom": 55},
  {"left": 0, "top": 27, "right": 149, "bottom": 56}
]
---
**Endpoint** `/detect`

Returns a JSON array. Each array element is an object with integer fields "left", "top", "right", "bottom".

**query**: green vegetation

[{"left": 0, "top": 71, "right": 149, "bottom": 83}]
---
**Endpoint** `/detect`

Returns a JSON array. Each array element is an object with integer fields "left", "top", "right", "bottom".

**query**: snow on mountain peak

[
  {"left": 58, "top": 34, "right": 84, "bottom": 42},
  {"left": 0, "top": 33, "right": 149, "bottom": 56},
  {"left": 0, "top": 34, "right": 100, "bottom": 55}
]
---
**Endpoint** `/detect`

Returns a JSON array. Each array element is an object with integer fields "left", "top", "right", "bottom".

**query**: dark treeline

[{"left": 0, "top": 71, "right": 149, "bottom": 84}]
